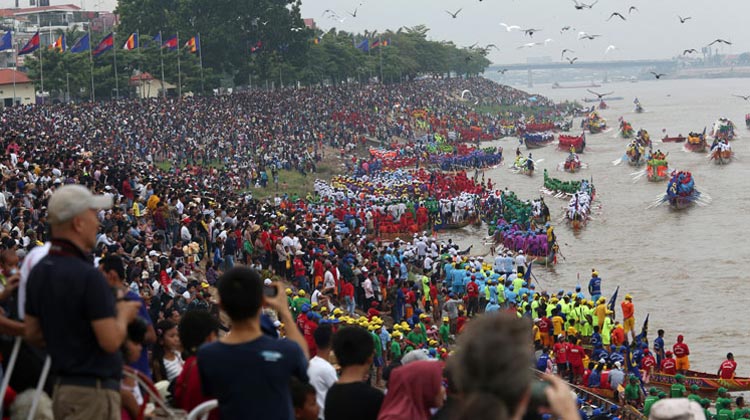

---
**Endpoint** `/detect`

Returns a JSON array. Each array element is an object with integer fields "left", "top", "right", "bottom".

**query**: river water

[{"left": 443, "top": 78, "right": 750, "bottom": 374}]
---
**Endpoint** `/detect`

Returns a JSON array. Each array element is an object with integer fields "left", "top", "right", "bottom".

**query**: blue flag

[
  {"left": 70, "top": 33, "right": 90, "bottom": 53},
  {"left": 634, "top": 313, "right": 649, "bottom": 344},
  {"left": 607, "top": 285, "right": 619, "bottom": 312},
  {"left": 151, "top": 33, "right": 161, "bottom": 46},
  {"left": 356, "top": 39, "right": 369, "bottom": 52},
  {"left": 523, "top": 262, "right": 532, "bottom": 282},
  {"left": 0, "top": 31, "right": 11, "bottom": 51}
]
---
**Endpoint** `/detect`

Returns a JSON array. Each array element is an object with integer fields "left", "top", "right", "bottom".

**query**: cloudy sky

[
  {"left": 299, "top": 0, "right": 749, "bottom": 64},
  {"left": 2, "top": 0, "right": 746, "bottom": 64}
]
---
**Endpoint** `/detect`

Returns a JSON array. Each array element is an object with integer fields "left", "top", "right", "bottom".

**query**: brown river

[{"left": 440, "top": 77, "right": 750, "bottom": 375}]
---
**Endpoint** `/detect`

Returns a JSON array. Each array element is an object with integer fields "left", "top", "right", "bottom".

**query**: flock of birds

[{"left": 319, "top": 0, "right": 738, "bottom": 81}]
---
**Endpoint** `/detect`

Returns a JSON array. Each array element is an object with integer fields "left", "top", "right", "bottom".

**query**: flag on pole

[
  {"left": 50, "top": 34, "right": 66, "bottom": 52},
  {"left": 0, "top": 31, "right": 12, "bottom": 51},
  {"left": 19, "top": 32, "right": 40, "bottom": 55},
  {"left": 70, "top": 33, "right": 90, "bottom": 53},
  {"left": 184, "top": 35, "right": 199, "bottom": 53},
  {"left": 606, "top": 285, "right": 619, "bottom": 313},
  {"left": 634, "top": 313, "right": 649, "bottom": 344},
  {"left": 382, "top": 38, "right": 391, "bottom": 46},
  {"left": 144, "top": 33, "right": 161, "bottom": 48},
  {"left": 92, "top": 32, "right": 114, "bottom": 57},
  {"left": 371, "top": 39, "right": 380, "bottom": 48},
  {"left": 122, "top": 32, "right": 138, "bottom": 50},
  {"left": 162, "top": 35, "right": 178, "bottom": 50},
  {"left": 312, "top": 37, "right": 320, "bottom": 45},
  {"left": 356, "top": 39, "right": 369, "bottom": 52}
]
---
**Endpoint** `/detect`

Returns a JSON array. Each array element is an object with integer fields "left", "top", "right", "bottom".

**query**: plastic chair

[{"left": 187, "top": 399, "right": 218, "bottom": 420}]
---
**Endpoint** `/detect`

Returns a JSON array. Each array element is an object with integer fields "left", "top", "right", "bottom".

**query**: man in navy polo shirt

[{"left": 25, "top": 184, "right": 141, "bottom": 419}]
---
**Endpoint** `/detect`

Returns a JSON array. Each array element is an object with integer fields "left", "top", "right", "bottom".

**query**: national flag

[
  {"left": 50, "top": 34, "right": 65, "bottom": 52},
  {"left": 606, "top": 285, "right": 619, "bottom": 313},
  {"left": 122, "top": 32, "right": 138, "bottom": 50},
  {"left": 382, "top": 38, "right": 391, "bottom": 46},
  {"left": 184, "top": 35, "right": 199, "bottom": 53},
  {"left": 70, "top": 33, "right": 90, "bottom": 53},
  {"left": 356, "top": 38, "right": 369, "bottom": 52},
  {"left": 0, "top": 31, "right": 12, "bottom": 51},
  {"left": 371, "top": 39, "right": 381, "bottom": 48},
  {"left": 18, "top": 32, "right": 40, "bottom": 55},
  {"left": 249, "top": 40, "right": 262, "bottom": 53},
  {"left": 145, "top": 33, "right": 161, "bottom": 48},
  {"left": 92, "top": 32, "right": 114, "bottom": 57},
  {"left": 162, "top": 35, "right": 178, "bottom": 50}
]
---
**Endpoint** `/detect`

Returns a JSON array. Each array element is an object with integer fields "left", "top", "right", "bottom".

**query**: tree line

[{"left": 23, "top": 0, "right": 491, "bottom": 101}]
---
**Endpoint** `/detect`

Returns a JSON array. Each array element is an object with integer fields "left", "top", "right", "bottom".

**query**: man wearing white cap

[{"left": 25, "top": 185, "right": 141, "bottom": 419}]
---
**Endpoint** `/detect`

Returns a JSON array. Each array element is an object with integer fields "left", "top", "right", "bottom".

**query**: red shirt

[
  {"left": 313, "top": 260, "right": 324, "bottom": 278},
  {"left": 719, "top": 360, "right": 737, "bottom": 379},
  {"left": 673, "top": 342, "right": 690, "bottom": 358},
  {"left": 342, "top": 282, "right": 354, "bottom": 298},
  {"left": 538, "top": 317, "right": 551, "bottom": 333},
  {"left": 568, "top": 344, "right": 584, "bottom": 367},
  {"left": 467, "top": 281, "right": 479, "bottom": 298},
  {"left": 641, "top": 354, "right": 656, "bottom": 370},
  {"left": 456, "top": 316, "right": 467, "bottom": 333},
  {"left": 553, "top": 342, "right": 569, "bottom": 363},
  {"left": 661, "top": 357, "right": 677, "bottom": 374},
  {"left": 173, "top": 356, "right": 218, "bottom": 420}
]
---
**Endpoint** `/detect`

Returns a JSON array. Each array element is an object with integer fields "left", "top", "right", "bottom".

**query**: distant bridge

[{"left": 490, "top": 59, "right": 676, "bottom": 71}]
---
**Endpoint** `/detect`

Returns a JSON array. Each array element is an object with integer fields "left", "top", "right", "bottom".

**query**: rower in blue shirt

[{"left": 588, "top": 270, "right": 602, "bottom": 302}]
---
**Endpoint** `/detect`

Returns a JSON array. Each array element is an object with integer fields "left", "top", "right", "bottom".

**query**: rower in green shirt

[
  {"left": 642, "top": 388, "right": 659, "bottom": 417},
  {"left": 439, "top": 317, "right": 451, "bottom": 344},
  {"left": 390, "top": 332, "right": 403, "bottom": 359},
  {"left": 687, "top": 384, "right": 702, "bottom": 403},
  {"left": 670, "top": 373, "right": 687, "bottom": 398}
]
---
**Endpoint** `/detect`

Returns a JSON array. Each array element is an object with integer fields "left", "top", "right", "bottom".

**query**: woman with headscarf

[{"left": 377, "top": 360, "right": 445, "bottom": 420}]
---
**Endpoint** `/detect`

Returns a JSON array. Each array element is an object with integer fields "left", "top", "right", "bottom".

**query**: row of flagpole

[{"left": 0, "top": 28, "right": 202, "bottom": 101}]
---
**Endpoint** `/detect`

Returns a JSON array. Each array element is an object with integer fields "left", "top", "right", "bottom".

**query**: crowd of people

[{"left": 0, "top": 76, "right": 729, "bottom": 420}]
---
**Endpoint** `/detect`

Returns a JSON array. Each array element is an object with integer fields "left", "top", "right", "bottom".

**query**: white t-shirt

[
  {"left": 307, "top": 356, "right": 337, "bottom": 418},
  {"left": 19, "top": 242, "right": 51, "bottom": 320}
]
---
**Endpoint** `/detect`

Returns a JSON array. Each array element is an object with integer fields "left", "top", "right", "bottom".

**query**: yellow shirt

[{"left": 552, "top": 316, "right": 564, "bottom": 336}]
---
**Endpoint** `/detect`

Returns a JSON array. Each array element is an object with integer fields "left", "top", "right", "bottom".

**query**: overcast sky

[
  {"left": 2, "top": 0, "right": 747, "bottom": 64},
  {"left": 299, "top": 0, "right": 749, "bottom": 64}
]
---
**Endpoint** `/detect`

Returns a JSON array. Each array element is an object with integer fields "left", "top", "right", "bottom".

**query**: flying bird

[
  {"left": 346, "top": 8, "right": 358, "bottom": 17},
  {"left": 446, "top": 8, "right": 463, "bottom": 18},
  {"left": 560, "top": 26, "right": 574, "bottom": 33},
  {"left": 650, "top": 72, "right": 666, "bottom": 79},
  {"left": 678, "top": 15, "right": 692, "bottom": 23},
  {"left": 682, "top": 49, "right": 698, "bottom": 55},
  {"left": 517, "top": 42, "right": 542, "bottom": 49},
  {"left": 500, "top": 23, "right": 521, "bottom": 32},
  {"left": 708, "top": 39, "right": 732, "bottom": 46},
  {"left": 578, "top": 32, "right": 601, "bottom": 40},
  {"left": 587, "top": 89, "right": 613, "bottom": 99},
  {"left": 607, "top": 12, "right": 626, "bottom": 21},
  {"left": 628, "top": 6, "right": 638, "bottom": 14},
  {"left": 573, "top": 0, "right": 598, "bottom": 10},
  {"left": 485, "top": 44, "right": 500, "bottom": 51},
  {"left": 561, "top": 48, "right": 575, "bottom": 59},
  {"left": 732, "top": 94, "right": 750, "bottom": 101},
  {"left": 497, "top": 68, "right": 508, "bottom": 74},
  {"left": 566, "top": 57, "right": 579, "bottom": 64},
  {"left": 523, "top": 28, "right": 542, "bottom": 37},
  {"left": 605, "top": 45, "right": 618, "bottom": 54}
]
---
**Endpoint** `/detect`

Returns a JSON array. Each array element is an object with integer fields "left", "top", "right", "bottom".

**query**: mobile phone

[{"left": 264, "top": 284, "right": 278, "bottom": 297}]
